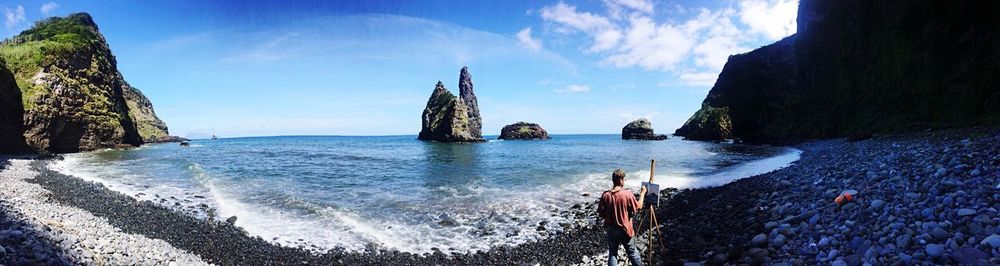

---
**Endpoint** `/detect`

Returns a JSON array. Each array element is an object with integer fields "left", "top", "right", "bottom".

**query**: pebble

[
  {"left": 981, "top": 234, "right": 1000, "bottom": 249},
  {"left": 957, "top": 208, "right": 977, "bottom": 217},
  {"left": 870, "top": 200, "right": 885, "bottom": 211},
  {"left": 925, "top": 244, "right": 944, "bottom": 258},
  {"left": 751, "top": 234, "right": 767, "bottom": 247}
]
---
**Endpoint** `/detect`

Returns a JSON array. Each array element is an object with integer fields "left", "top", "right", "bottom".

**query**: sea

[{"left": 49, "top": 135, "right": 801, "bottom": 254}]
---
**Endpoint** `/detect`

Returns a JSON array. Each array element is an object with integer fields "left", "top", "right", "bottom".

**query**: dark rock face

[
  {"left": 499, "top": 122, "right": 549, "bottom": 140},
  {"left": 0, "top": 63, "right": 28, "bottom": 154},
  {"left": 418, "top": 81, "right": 483, "bottom": 142},
  {"left": 0, "top": 13, "right": 169, "bottom": 152},
  {"left": 622, "top": 118, "right": 668, "bottom": 140},
  {"left": 676, "top": 1, "right": 1000, "bottom": 144},
  {"left": 458, "top": 66, "right": 482, "bottom": 139},
  {"left": 147, "top": 135, "right": 190, "bottom": 143}
]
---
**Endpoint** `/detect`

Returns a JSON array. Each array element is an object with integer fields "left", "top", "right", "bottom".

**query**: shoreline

[{"left": 1, "top": 127, "right": 998, "bottom": 265}]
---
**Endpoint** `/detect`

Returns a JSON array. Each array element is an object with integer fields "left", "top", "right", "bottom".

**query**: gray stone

[
  {"left": 226, "top": 216, "right": 237, "bottom": 224},
  {"left": 980, "top": 234, "right": 1000, "bottom": 248},
  {"left": 931, "top": 227, "right": 951, "bottom": 242},
  {"left": 957, "top": 208, "right": 976, "bottom": 217},
  {"left": 896, "top": 234, "right": 912, "bottom": 249},
  {"left": 751, "top": 234, "right": 767, "bottom": 247},
  {"left": 925, "top": 244, "right": 944, "bottom": 258},
  {"left": 870, "top": 200, "right": 885, "bottom": 210},
  {"left": 771, "top": 234, "right": 787, "bottom": 247},
  {"left": 818, "top": 237, "right": 831, "bottom": 248}
]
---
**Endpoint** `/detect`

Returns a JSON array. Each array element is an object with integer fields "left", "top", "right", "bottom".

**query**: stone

[
  {"left": 870, "top": 200, "right": 885, "bottom": 210},
  {"left": 980, "top": 234, "right": 1000, "bottom": 248},
  {"left": 498, "top": 122, "right": 549, "bottom": 140},
  {"left": 417, "top": 68, "right": 485, "bottom": 143},
  {"left": 957, "top": 208, "right": 977, "bottom": 217},
  {"left": 747, "top": 248, "right": 769, "bottom": 263},
  {"left": 621, "top": 119, "right": 668, "bottom": 140},
  {"left": 896, "top": 234, "right": 912, "bottom": 250},
  {"left": 925, "top": 244, "right": 944, "bottom": 258},
  {"left": 930, "top": 227, "right": 951, "bottom": 242},
  {"left": 818, "top": 237, "right": 831, "bottom": 248},
  {"left": 226, "top": 216, "right": 238, "bottom": 224},
  {"left": 751, "top": 234, "right": 767, "bottom": 247},
  {"left": 952, "top": 247, "right": 988, "bottom": 265},
  {"left": 771, "top": 234, "right": 787, "bottom": 247}
]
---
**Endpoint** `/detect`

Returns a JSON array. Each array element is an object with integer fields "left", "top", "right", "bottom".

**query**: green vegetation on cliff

[{"left": 0, "top": 13, "right": 167, "bottom": 152}]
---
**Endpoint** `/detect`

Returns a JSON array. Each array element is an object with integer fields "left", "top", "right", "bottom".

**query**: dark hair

[{"left": 612, "top": 168, "right": 626, "bottom": 181}]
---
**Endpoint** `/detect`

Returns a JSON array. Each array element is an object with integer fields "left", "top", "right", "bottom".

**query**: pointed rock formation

[
  {"left": 418, "top": 81, "right": 483, "bottom": 142},
  {"left": 458, "top": 66, "right": 482, "bottom": 139},
  {"left": 0, "top": 12, "right": 171, "bottom": 152},
  {"left": 622, "top": 119, "right": 668, "bottom": 140},
  {"left": 0, "top": 62, "right": 28, "bottom": 154},
  {"left": 499, "top": 122, "right": 549, "bottom": 140}
]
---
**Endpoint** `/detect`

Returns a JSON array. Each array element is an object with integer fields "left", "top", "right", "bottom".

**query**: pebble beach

[{"left": 0, "top": 127, "right": 998, "bottom": 265}]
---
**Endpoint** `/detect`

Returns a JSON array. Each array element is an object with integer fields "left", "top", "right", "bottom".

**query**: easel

[{"left": 634, "top": 159, "right": 665, "bottom": 265}]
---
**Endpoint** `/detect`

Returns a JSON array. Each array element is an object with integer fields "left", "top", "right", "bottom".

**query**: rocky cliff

[
  {"left": 622, "top": 119, "right": 668, "bottom": 140},
  {"left": 418, "top": 81, "right": 483, "bottom": 142},
  {"left": 458, "top": 66, "right": 482, "bottom": 139},
  {"left": 0, "top": 61, "right": 28, "bottom": 153},
  {"left": 499, "top": 122, "right": 549, "bottom": 140},
  {"left": 676, "top": 0, "right": 1000, "bottom": 143},
  {"left": 123, "top": 83, "right": 170, "bottom": 142},
  {"left": 0, "top": 13, "right": 170, "bottom": 152}
]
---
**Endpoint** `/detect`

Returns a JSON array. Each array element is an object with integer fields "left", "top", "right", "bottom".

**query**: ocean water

[{"left": 50, "top": 135, "right": 800, "bottom": 254}]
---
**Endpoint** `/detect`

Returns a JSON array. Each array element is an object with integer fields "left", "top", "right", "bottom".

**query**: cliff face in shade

[
  {"left": 123, "top": 83, "right": 169, "bottom": 142},
  {"left": 418, "top": 81, "right": 482, "bottom": 142},
  {"left": 676, "top": 0, "right": 1000, "bottom": 143},
  {"left": 0, "top": 13, "right": 169, "bottom": 152},
  {"left": 499, "top": 122, "right": 549, "bottom": 140},
  {"left": 458, "top": 66, "right": 482, "bottom": 139},
  {"left": 0, "top": 62, "right": 28, "bottom": 154}
]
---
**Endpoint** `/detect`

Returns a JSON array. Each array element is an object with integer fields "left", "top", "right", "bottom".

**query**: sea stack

[
  {"left": 458, "top": 66, "right": 482, "bottom": 138},
  {"left": 622, "top": 118, "right": 668, "bottom": 140},
  {"left": 499, "top": 122, "right": 549, "bottom": 140},
  {"left": 418, "top": 75, "right": 484, "bottom": 142}
]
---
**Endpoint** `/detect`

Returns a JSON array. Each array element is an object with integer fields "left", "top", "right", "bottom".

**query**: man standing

[{"left": 597, "top": 169, "right": 646, "bottom": 266}]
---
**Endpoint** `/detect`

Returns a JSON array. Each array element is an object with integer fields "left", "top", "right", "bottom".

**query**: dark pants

[{"left": 606, "top": 226, "right": 643, "bottom": 266}]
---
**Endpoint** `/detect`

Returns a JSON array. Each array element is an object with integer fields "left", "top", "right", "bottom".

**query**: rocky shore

[{"left": 1, "top": 128, "right": 998, "bottom": 265}]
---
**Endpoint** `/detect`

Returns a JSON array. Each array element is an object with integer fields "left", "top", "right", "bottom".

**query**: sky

[{"left": 0, "top": 0, "right": 798, "bottom": 138}]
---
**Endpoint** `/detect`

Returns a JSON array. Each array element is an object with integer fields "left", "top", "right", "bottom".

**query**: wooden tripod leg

[{"left": 648, "top": 209, "right": 654, "bottom": 265}]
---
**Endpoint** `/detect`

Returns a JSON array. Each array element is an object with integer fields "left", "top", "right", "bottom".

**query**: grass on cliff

[{"left": 0, "top": 13, "right": 99, "bottom": 109}]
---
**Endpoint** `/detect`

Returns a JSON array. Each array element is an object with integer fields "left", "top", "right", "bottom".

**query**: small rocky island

[
  {"left": 417, "top": 67, "right": 484, "bottom": 142},
  {"left": 498, "top": 122, "right": 549, "bottom": 140},
  {"left": 622, "top": 118, "right": 668, "bottom": 140}
]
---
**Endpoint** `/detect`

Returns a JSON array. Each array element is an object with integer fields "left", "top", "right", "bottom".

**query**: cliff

[
  {"left": 458, "top": 66, "right": 482, "bottom": 139},
  {"left": 0, "top": 13, "right": 170, "bottom": 152},
  {"left": 676, "top": 0, "right": 1000, "bottom": 143},
  {"left": 418, "top": 81, "right": 483, "bottom": 142},
  {"left": 0, "top": 61, "right": 28, "bottom": 153}
]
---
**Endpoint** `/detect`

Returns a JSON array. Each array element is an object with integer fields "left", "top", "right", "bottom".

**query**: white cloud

[
  {"left": 516, "top": 27, "right": 541, "bottom": 51},
  {"left": 222, "top": 32, "right": 301, "bottom": 62},
  {"left": 555, "top": 84, "right": 591, "bottom": 94},
  {"left": 40, "top": 2, "right": 59, "bottom": 15},
  {"left": 540, "top": 2, "right": 622, "bottom": 52},
  {"left": 605, "top": 0, "right": 654, "bottom": 15},
  {"left": 536, "top": 0, "right": 798, "bottom": 88},
  {"left": 739, "top": 0, "right": 798, "bottom": 39},
  {"left": 678, "top": 72, "right": 719, "bottom": 87},
  {"left": 4, "top": 5, "right": 24, "bottom": 28}
]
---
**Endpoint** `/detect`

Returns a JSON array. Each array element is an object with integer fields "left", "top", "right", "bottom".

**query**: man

[{"left": 597, "top": 169, "right": 646, "bottom": 266}]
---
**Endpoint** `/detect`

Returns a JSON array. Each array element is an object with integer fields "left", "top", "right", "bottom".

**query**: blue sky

[{"left": 1, "top": 0, "right": 798, "bottom": 138}]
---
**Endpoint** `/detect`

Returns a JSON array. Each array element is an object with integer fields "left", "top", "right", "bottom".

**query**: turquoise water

[{"left": 51, "top": 135, "right": 800, "bottom": 253}]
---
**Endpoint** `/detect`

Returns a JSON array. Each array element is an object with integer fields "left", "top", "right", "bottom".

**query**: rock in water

[
  {"left": 498, "top": 122, "right": 549, "bottom": 140},
  {"left": 622, "top": 119, "right": 668, "bottom": 140},
  {"left": 1, "top": 13, "right": 169, "bottom": 152},
  {"left": 458, "top": 66, "right": 482, "bottom": 139},
  {"left": 226, "top": 216, "right": 238, "bottom": 224},
  {"left": 418, "top": 80, "right": 483, "bottom": 142},
  {"left": 0, "top": 62, "right": 29, "bottom": 153}
]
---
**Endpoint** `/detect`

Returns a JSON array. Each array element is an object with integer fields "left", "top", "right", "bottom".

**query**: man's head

[{"left": 612, "top": 169, "right": 626, "bottom": 186}]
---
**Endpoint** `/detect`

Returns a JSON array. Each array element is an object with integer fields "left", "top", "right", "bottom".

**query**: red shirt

[{"left": 598, "top": 188, "right": 639, "bottom": 237}]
